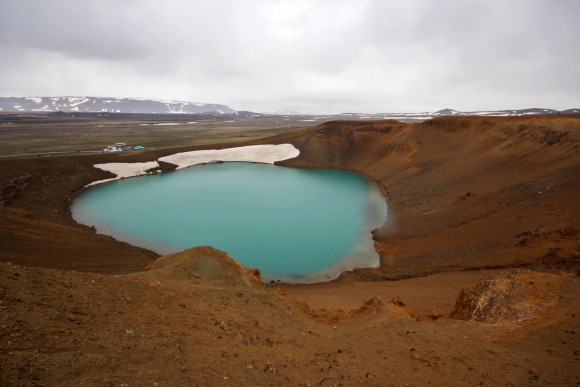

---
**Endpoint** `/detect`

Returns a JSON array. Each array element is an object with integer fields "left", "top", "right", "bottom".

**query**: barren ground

[{"left": 1, "top": 115, "right": 579, "bottom": 386}]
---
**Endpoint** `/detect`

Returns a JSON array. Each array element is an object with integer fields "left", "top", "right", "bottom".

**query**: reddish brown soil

[
  {"left": 1, "top": 248, "right": 578, "bottom": 386},
  {"left": 1, "top": 116, "right": 579, "bottom": 385}
]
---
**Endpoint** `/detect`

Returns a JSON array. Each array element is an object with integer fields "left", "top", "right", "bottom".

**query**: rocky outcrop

[
  {"left": 144, "top": 246, "right": 264, "bottom": 288},
  {"left": 451, "top": 270, "right": 578, "bottom": 324}
]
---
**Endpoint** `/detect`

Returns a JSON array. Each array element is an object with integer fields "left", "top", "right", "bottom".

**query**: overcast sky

[{"left": 1, "top": 0, "right": 578, "bottom": 114}]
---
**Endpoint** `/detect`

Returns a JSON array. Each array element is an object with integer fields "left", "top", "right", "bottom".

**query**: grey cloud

[
  {"left": 0, "top": 0, "right": 578, "bottom": 113},
  {"left": 0, "top": 0, "right": 151, "bottom": 61}
]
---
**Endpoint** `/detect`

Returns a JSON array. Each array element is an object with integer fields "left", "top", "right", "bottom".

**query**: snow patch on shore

[
  {"left": 89, "top": 161, "right": 160, "bottom": 186},
  {"left": 87, "top": 144, "right": 300, "bottom": 186},
  {"left": 158, "top": 144, "right": 300, "bottom": 170}
]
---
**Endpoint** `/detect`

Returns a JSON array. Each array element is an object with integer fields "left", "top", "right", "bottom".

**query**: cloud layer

[{"left": 1, "top": 0, "right": 578, "bottom": 113}]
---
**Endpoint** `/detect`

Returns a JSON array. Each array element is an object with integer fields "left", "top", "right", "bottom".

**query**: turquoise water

[{"left": 72, "top": 162, "right": 387, "bottom": 283}]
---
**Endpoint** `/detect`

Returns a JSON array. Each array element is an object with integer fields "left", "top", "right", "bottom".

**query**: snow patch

[
  {"left": 381, "top": 116, "right": 430, "bottom": 120},
  {"left": 158, "top": 144, "right": 300, "bottom": 170},
  {"left": 67, "top": 97, "right": 89, "bottom": 107},
  {"left": 88, "top": 161, "right": 160, "bottom": 186},
  {"left": 88, "top": 144, "right": 300, "bottom": 187}
]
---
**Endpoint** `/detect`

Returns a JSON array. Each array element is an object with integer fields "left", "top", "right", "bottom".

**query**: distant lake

[{"left": 72, "top": 162, "right": 387, "bottom": 283}]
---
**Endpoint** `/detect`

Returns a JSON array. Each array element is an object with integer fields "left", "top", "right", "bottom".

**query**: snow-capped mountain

[
  {"left": 431, "top": 108, "right": 563, "bottom": 117},
  {"left": 333, "top": 107, "right": 578, "bottom": 123},
  {"left": 0, "top": 97, "right": 236, "bottom": 114}
]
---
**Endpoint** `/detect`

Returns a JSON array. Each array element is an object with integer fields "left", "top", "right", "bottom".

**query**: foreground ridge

[{"left": 1, "top": 250, "right": 577, "bottom": 385}]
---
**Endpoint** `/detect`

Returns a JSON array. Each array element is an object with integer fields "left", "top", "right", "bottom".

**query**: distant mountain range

[
  {"left": 0, "top": 96, "right": 236, "bottom": 114},
  {"left": 0, "top": 97, "right": 577, "bottom": 121},
  {"left": 431, "top": 107, "right": 579, "bottom": 117},
  {"left": 335, "top": 107, "right": 580, "bottom": 123}
]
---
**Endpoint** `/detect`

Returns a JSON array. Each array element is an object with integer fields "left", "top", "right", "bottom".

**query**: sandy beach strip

[{"left": 158, "top": 144, "right": 300, "bottom": 170}]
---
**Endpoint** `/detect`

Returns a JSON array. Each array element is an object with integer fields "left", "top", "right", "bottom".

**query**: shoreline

[{"left": 75, "top": 154, "right": 388, "bottom": 285}]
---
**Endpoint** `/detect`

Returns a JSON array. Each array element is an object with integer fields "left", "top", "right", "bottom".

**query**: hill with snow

[
  {"left": 332, "top": 107, "right": 579, "bottom": 123},
  {"left": 0, "top": 97, "right": 236, "bottom": 114}
]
